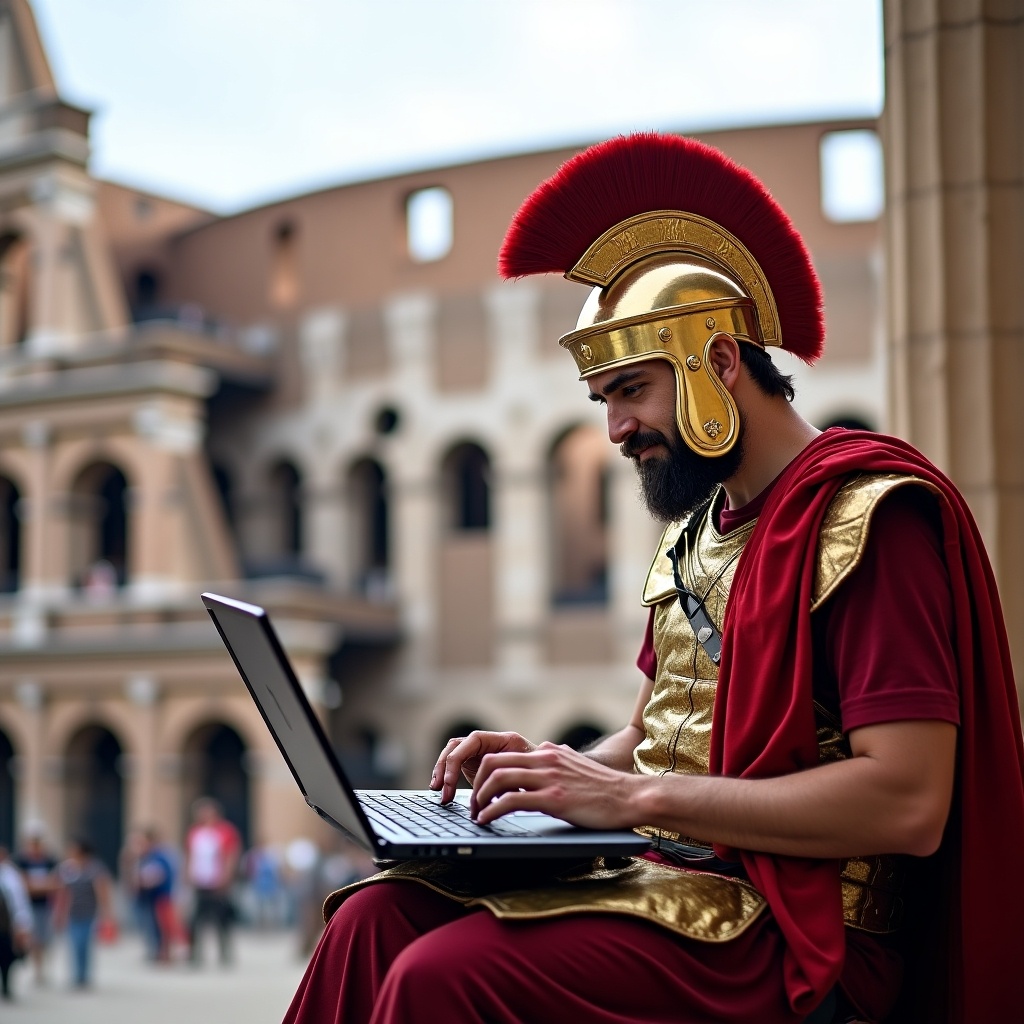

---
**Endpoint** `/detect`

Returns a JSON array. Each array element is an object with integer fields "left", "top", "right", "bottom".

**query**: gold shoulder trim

[
  {"left": 642, "top": 519, "right": 685, "bottom": 606},
  {"left": 811, "top": 472, "right": 939, "bottom": 612}
]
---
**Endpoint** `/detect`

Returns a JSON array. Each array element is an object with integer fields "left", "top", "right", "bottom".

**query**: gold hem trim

[{"left": 466, "top": 895, "right": 767, "bottom": 944}]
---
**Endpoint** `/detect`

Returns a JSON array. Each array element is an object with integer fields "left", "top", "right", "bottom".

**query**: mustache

[{"left": 620, "top": 430, "right": 670, "bottom": 459}]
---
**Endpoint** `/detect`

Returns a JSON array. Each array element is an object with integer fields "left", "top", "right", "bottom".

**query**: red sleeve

[
  {"left": 636, "top": 606, "right": 657, "bottom": 680},
  {"left": 817, "top": 486, "right": 960, "bottom": 732}
]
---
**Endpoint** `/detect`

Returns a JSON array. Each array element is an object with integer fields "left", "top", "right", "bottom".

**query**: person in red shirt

[
  {"left": 283, "top": 135, "right": 1024, "bottom": 1024},
  {"left": 184, "top": 797, "right": 240, "bottom": 967}
]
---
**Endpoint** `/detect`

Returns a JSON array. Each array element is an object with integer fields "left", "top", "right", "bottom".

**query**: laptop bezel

[{"left": 201, "top": 592, "right": 379, "bottom": 854}]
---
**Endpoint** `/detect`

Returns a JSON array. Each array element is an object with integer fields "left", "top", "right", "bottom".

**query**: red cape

[{"left": 708, "top": 429, "right": 1024, "bottom": 1021}]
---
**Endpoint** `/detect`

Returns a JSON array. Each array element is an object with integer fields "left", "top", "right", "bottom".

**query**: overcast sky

[{"left": 30, "top": 0, "right": 883, "bottom": 214}]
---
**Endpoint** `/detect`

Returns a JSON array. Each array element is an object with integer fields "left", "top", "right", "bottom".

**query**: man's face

[{"left": 587, "top": 358, "right": 743, "bottom": 521}]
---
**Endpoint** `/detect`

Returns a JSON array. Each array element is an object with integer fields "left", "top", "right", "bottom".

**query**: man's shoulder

[{"left": 812, "top": 471, "right": 939, "bottom": 611}]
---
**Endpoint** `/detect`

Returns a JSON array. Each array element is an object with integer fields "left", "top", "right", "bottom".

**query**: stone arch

[
  {"left": 440, "top": 441, "right": 491, "bottom": 532},
  {"left": 346, "top": 455, "right": 390, "bottom": 597},
  {"left": 0, "top": 472, "right": 21, "bottom": 593},
  {"left": 64, "top": 722, "right": 125, "bottom": 873},
  {"left": 547, "top": 423, "right": 610, "bottom": 605},
  {"left": 0, "top": 724, "right": 14, "bottom": 849},
  {"left": 68, "top": 460, "right": 131, "bottom": 589},
  {"left": 180, "top": 720, "right": 250, "bottom": 847},
  {"left": 50, "top": 437, "right": 144, "bottom": 500}
]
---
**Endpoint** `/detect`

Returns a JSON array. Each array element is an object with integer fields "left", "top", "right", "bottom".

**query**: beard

[{"left": 623, "top": 423, "right": 743, "bottom": 522}]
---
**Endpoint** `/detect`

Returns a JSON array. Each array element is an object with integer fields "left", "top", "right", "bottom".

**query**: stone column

[
  {"left": 125, "top": 673, "right": 159, "bottom": 829},
  {"left": 299, "top": 308, "right": 349, "bottom": 587},
  {"left": 17, "top": 420, "right": 50, "bottom": 597},
  {"left": 485, "top": 283, "right": 549, "bottom": 689},
  {"left": 14, "top": 678, "right": 45, "bottom": 829},
  {"left": 883, "top": 0, "right": 1024, "bottom": 705},
  {"left": 385, "top": 293, "right": 439, "bottom": 692}
]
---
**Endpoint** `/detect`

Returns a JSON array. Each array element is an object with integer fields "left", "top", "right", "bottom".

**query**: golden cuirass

[{"left": 636, "top": 472, "right": 927, "bottom": 933}]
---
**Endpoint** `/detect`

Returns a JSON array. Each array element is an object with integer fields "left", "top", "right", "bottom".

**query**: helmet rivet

[
  {"left": 686, "top": 355, "right": 701, "bottom": 371},
  {"left": 703, "top": 419, "right": 723, "bottom": 439},
  {"left": 657, "top": 327, "right": 672, "bottom": 343},
  {"left": 705, "top": 317, "right": 716, "bottom": 330},
  {"left": 579, "top": 343, "right": 593, "bottom": 362}
]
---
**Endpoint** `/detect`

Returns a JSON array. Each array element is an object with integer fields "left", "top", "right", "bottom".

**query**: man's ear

[{"left": 706, "top": 334, "right": 742, "bottom": 391}]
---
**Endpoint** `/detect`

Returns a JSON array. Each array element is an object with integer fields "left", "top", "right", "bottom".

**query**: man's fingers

[
  {"left": 474, "top": 787, "right": 551, "bottom": 825},
  {"left": 472, "top": 759, "right": 549, "bottom": 811},
  {"left": 434, "top": 732, "right": 536, "bottom": 803},
  {"left": 438, "top": 735, "right": 488, "bottom": 803},
  {"left": 430, "top": 736, "right": 465, "bottom": 790}
]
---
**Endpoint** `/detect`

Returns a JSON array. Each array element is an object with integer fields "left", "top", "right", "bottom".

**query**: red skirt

[{"left": 282, "top": 879, "right": 810, "bottom": 1024}]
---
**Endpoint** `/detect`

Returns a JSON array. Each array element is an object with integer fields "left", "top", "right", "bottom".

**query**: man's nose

[{"left": 606, "top": 407, "right": 639, "bottom": 446}]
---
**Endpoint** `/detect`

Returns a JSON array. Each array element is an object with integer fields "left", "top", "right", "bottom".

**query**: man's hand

[
  {"left": 469, "top": 741, "right": 641, "bottom": 829},
  {"left": 430, "top": 731, "right": 537, "bottom": 804}
]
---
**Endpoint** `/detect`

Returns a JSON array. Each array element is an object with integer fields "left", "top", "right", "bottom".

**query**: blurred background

[{"left": 0, "top": 0, "right": 1020, "bottom": 1011}]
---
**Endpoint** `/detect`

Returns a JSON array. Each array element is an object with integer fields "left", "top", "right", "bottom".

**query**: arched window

[
  {"left": 64, "top": 724, "right": 124, "bottom": 873},
  {"left": 347, "top": 458, "right": 389, "bottom": 597},
  {"left": 269, "top": 460, "right": 303, "bottom": 558},
  {"left": 182, "top": 722, "right": 250, "bottom": 847},
  {"left": 0, "top": 475, "right": 20, "bottom": 593},
  {"left": 548, "top": 425, "right": 610, "bottom": 605},
  {"left": 269, "top": 220, "right": 299, "bottom": 310},
  {"left": 442, "top": 443, "right": 490, "bottom": 531},
  {"left": 133, "top": 267, "right": 161, "bottom": 317},
  {"left": 0, "top": 231, "right": 31, "bottom": 348},
  {"left": 406, "top": 187, "right": 453, "bottom": 263},
  {"left": 69, "top": 462, "right": 130, "bottom": 590},
  {"left": 0, "top": 727, "right": 14, "bottom": 850}
]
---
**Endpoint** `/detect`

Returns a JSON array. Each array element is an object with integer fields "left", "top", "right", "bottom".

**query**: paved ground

[{"left": 3, "top": 927, "right": 309, "bottom": 1024}]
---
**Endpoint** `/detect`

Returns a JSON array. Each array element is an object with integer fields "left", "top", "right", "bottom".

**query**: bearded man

[{"left": 283, "top": 134, "right": 1024, "bottom": 1024}]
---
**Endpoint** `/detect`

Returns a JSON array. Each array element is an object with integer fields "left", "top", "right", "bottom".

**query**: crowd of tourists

[{"left": 0, "top": 796, "right": 370, "bottom": 999}]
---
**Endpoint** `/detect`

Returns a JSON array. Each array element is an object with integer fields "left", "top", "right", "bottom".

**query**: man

[
  {"left": 284, "top": 134, "right": 1024, "bottom": 1023},
  {"left": 135, "top": 827, "right": 176, "bottom": 962},
  {"left": 13, "top": 824, "right": 57, "bottom": 985},
  {"left": 0, "top": 844, "right": 32, "bottom": 999},
  {"left": 53, "top": 837, "right": 113, "bottom": 990},
  {"left": 184, "top": 797, "right": 241, "bottom": 966}
]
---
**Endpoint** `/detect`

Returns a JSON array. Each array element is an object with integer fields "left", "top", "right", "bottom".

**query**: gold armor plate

[{"left": 324, "top": 857, "right": 767, "bottom": 944}]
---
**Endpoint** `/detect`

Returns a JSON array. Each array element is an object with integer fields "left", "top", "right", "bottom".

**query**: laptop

[{"left": 202, "top": 593, "right": 651, "bottom": 862}]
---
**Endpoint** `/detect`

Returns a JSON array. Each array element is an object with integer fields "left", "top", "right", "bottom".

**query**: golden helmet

[{"left": 499, "top": 134, "right": 825, "bottom": 457}]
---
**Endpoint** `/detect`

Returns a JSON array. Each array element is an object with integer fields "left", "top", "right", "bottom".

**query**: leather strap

[{"left": 667, "top": 497, "right": 723, "bottom": 665}]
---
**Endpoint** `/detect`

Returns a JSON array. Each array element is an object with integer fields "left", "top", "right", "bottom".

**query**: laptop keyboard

[{"left": 359, "top": 792, "right": 543, "bottom": 840}]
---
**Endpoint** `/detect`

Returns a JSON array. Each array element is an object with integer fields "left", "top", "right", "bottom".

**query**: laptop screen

[{"left": 202, "top": 594, "right": 374, "bottom": 853}]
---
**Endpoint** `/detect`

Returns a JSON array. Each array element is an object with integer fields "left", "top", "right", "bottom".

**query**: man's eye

[{"left": 622, "top": 384, "right": 642, "bottom": 397}]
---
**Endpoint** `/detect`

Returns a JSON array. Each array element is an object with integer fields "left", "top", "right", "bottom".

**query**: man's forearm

[
  {"left": 583, "top": 724, "right": 643, "bottom": 772},
  {"left": 633, "top": 721, "right": 956, "bottom": 859}
]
